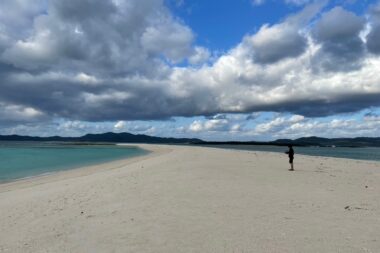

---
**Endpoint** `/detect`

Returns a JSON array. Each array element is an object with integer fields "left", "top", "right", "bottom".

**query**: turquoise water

[
  {"left": 203, "top": 145, "right": 380, "bottom": 162},
  {"left": 0, "top": 142, "right": 149, "bottom": 183}
]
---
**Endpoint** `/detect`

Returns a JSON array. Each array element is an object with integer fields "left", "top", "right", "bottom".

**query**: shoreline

[
  {"left": 0, "top": 143, "right": 148, "bottom": 184},
  {"left": 1, "top": 144, "right": 380, "bottom": 192},
  {"left": 0, "top": 144, "right": 170, "bottom": 193},
  {"left": 202, "top": 144, "right": 380, "bottom": 164}
]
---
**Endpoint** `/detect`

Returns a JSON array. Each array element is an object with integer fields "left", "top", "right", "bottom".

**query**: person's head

[{"left": 288, "top": 144, "right": 293, "bottom": 148}]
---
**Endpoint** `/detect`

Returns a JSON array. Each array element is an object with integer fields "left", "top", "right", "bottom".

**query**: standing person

[{"left": 286, "top": 145, "right": 295, "bottom": 171}]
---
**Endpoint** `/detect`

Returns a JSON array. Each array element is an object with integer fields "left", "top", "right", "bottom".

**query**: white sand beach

[{"left": 0, "top": 144, "right": 380, "bottom": 253}]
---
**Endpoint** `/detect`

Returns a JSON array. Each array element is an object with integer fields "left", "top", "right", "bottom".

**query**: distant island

[
  {"left": 203, "top": 136, "right": 380, "bottom": 148},
  {"left": 0, "top": 132, "right": 202, "bottom": 144},
  {"left": 1, "top": 132, "right": 380, "bottom": 147}
]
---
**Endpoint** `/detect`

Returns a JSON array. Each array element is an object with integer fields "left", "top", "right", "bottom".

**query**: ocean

[
  {"left": 0, "top": 142, "right": 149, "bottom": 183},
  {"left": 203, "top": 145, "right": 380, "bottom": 162}
]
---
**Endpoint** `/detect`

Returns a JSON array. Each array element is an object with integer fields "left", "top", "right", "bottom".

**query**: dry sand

[{"left": 0, "top": 144, "right": 380, "bottom": 253}]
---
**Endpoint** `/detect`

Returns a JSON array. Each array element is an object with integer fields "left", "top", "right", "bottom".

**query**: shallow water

[
  {"left": 203, "top": 144, "right": 380, "bottom": 162},
  {"left": 0, "top": 142, "right": 149, "bottom": 182}
]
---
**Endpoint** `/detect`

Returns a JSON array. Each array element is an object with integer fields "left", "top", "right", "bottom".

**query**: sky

[{"left": 0, "top": 0, "right": 380, "bottom": 141}]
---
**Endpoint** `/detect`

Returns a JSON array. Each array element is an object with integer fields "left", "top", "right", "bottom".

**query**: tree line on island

[{"left": 1, "top": 132, "right": 380, "bottom": 147}]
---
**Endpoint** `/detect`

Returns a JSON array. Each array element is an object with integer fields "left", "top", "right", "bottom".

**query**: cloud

[
  {"left": 249, "top": 23, "right": 307, "bottom": 64},
  {"left": 188, "top": 118, "right": 230, "bottom": 133},
  {"left": 141, "top": 19, "right": 194, "bottom": 63},
  {"left": 241, "top": 113, "right": 380, "bottom": 139},
  {"left": 1, "top": 0, "right": 194, "bottom": 73},
  {"left": 0, "top": 0, "right": 380, "bottom": 131},
  {"left": 366, "top": 2, "right": 380, "bottom": 54},
  {"left": 0, "top": 102, "right": 46, "bottom": 126},
  {"left": 0, "top": 0, "right": 199, "bottom": 121},
  {"left": 250, "top": 114, "right": 305, "bottom": 135},
  {"left": 0, "top": 0, "right": 47, "bottom": 41},
  {"left": 252, "top": 0, "right": 312, "bottom": 6},
  {"left": 188, "top": 46, "right": 210, "bottom": 65},
  {"left": 114, "top": 120, "right": 126, "bottom": 131},
  {"left": 187, "top": 114, "right": 244, "bottom": 133},
  {"left": 188, "top": 120, "right": 203, "bottom": 132},
  {"left": 312, "top": 7, "right": 366, "bottom": 72},
  {"left": 254, "top": 117, "right": 288, "bottom": 134},
  {"left": 246, "top": 112, "right": 261, "bottom": 120},
  {"left": 113, "top": 120, "right": 155, "bottom": 134},
  {"left": 285, "top": 0, "right": 312, "bottom": 5},
  {"left": 275, "top": 117, "right": 380, "bottom": 139},
  {"left": 252, "top": 0, "right": 266, "bottom": 6},
  {"left": 180, "top": 111, "right": 380, "bottom": 141},
  {"left": 248, "top": 2, "right": 324, "bottom": 64}
]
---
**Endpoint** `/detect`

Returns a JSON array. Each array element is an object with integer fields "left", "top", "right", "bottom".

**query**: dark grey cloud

[
  {"left": 367, "top": 26, "right": 380, "bottom": 54},
  {"left": 0, "top": 0, "right": 47, "bottom": 40},
  {"left": 251, "top": 25, "right": 307, "bottom": 64},
  {"left": 0, "top": 0, "right": 204, "bottom": 122},
  {"left": 313, "top": 7, "right": 364, "bottom": 41},
  {"left": 52, "top": 0, "right": 116, "bottom": 21},
  {"left": 312, "top": 7, "right": 365, "bottom": 72},
  {"left": 0, "top": 71, "right": 217, "bottom": 121},
  {"left": 250, "top": 93, "right": 380, "bottom": 117},
  {"left": 366, "top": 3, "right": 380, "bottom": 54},
  {"left": 1, "top": 0, "right": 192, "bottom": 76},
  {"left": 0, "top": 101, "right": 48, "bottom": 126}
]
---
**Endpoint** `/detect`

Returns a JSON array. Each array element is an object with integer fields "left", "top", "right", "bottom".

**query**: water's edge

[
  {"left": 198, "top": 144, "right": 380, "bottom": 162},
  {"left": 0, "top": 143, "right": 150, "bottom": 184}
]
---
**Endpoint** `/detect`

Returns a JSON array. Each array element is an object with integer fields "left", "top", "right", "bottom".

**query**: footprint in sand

[{"left": 344, "top": 205, "right": 369, "bottom": 211}]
